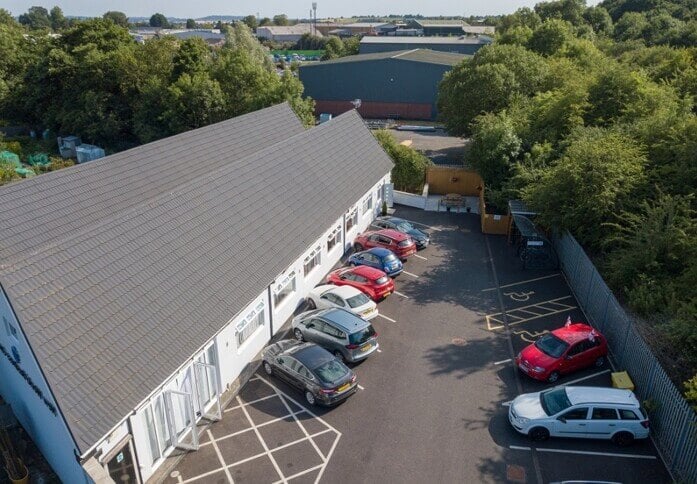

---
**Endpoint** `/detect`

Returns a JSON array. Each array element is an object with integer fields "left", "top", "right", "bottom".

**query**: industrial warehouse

[
  {"left": 299, "top": 49, "right": 467, "bottom": 121},
  {"left": 0, "top": 103, "right": 393, "bottom": 483}
]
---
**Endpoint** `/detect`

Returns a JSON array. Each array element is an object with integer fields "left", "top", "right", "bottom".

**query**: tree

[
  {"left": 49, "top": 6, "right": 68, "bottom": 31},
  {"left": 523, "top": 127, "right": 647, "bottom": 248},
  {"left": 18, "top": 6, "right": 51, "bottom": 30},
  {"left": 467, "top": 111, "right": 522, "bottom": 191},
  {"left": 527, "top": 19, "right": 573, "bottom": 56},
  {"left": 162, "top": 72, "right": 226, "bottom": 134},
  {"left": 186, "top": 18, "right": 196, "bottom": 29},
  {"left": 614, "top": 12, "right": 649, "bottom": 42},
  {"left": 498, "top": 7, "right": 542, "bottom": 33},
  {"left": 535, "top": 0, "right": 586, "bottom": 26},
  {"left": 583, "top": 6, "right": 614, "bottom": 36},
  {"left": 373, "top": 130, "right": 430, "bottom": 193},
  {"left": 343, "top": 36, "right": 360, "bottom": 56},
  {"left": 273, "top": 14, "right": 289, "bottom": 26},
  {"left": 103, "top": 11, "right": 129, "bottom": 28},
  {"left": 172, "top": 38, "right": 211, "bottom": 80},
  {"left": 321, "top": 36, "right": 344, "bottom": 60},
  {"left": 497, "top": 26, "right": 534, "bottom": 46},
  {"left": 149, "top": 13, "right": 170, "bottom": 28},
  {"left": 242, "top": 15, "right": 258, "bottom": 30},
  {"left": 0, "top": 9, "right": 15, "bottom": 26}
]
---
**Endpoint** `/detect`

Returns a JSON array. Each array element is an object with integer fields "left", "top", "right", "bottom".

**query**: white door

[
  {"left": 164, "top": 389, "right": 198, "bottom": 451},
  {"left": 552, "top": 407, "right": 590, "bottom": 439}
]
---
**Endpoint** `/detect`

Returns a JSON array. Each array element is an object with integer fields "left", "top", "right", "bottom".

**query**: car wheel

[
  {"left": 354, "top": 243, "right": 363, "bottom": 251},
  {"left": 595, "top": 356, "right": 606, "bottom": 367},
  {"left": 263, "top": 361, "right": 273, "bottom": 376},
  {"left": 612, "top": 431, "right": 634, "bottom": 447},
  {"left": 306, "top": 298, "right": 316, "bottom": 310},
  {"left": 547, "top": 371, "right": 560, "bottom": 383},
  {"left": 305, "top": 390, "right": 316, "bottom": 406},
  {"left": 529, "top": 427, "right": 550, "bottom": 442},
  {"left": 293, "top": 328, "right": 304, "bottom": 341}
]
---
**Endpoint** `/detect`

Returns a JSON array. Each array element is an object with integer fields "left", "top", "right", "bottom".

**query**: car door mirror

[
  {"left": 565, "top": 355, "right": 572, "bottom": 360},
  {"left": 306, "top": 323, "right": 315, "bottom": 329}
]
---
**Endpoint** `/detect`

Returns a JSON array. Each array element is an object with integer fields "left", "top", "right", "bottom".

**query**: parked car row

[{"left": 262, "top": 216, "right": 428, "bottom": 407}]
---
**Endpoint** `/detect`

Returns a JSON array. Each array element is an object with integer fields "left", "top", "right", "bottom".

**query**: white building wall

[{"left": 0, "top": 289, "right": 89, "bottom": 483}]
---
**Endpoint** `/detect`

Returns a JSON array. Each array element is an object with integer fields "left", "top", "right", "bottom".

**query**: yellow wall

[{"left": 426, "top": 166, "right": 482, "bottom": 196}]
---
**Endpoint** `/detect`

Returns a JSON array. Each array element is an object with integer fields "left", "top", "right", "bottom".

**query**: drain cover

[
  {"left": 451, "top": 337, "right": 467, "bottom": 346},
  {"left": 506, "top": 464, "right": 526, "bottom": 483}
]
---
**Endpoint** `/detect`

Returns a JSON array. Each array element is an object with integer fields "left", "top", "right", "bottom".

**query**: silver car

[{"left": 292, "top": 308, "right": 379, "bottom": 363}]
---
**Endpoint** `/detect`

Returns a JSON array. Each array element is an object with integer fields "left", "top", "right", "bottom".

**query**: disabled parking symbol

[
  {"left": 512, "top": 329, "right": 549, "bottom": 343},
  {"left": 503, "top": 291, "right": 535, "bottom": 302}
]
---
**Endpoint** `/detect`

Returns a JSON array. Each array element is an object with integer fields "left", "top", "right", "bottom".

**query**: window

[
  {"left": 236, "top": 302, "right": 265, "bottom": 347},
  {"left": 362, "top": 195, "right": 373, "bottom": 215},
  {"left": 376, "top": 186, "right": 382, "bottom": 204},
  {"left": 3, "top": 316, "right": 18, "bottom": 341},
  {"left": 560, "top": 407, "right": 588, "bottom": 420},
  {"left": 592, "top": 408, "right": 619, "bottom": 420},
  {"left": 619, "top": 409, "right": 639, "bottom": 420},
  {"left": 303, "top": 246, "right": 321, "bottom": 277},
  {"left": 274, "top": 271, "right": 296, "bottom": 306},
  {"left": 322, "top": 323, "right": 346, "bottom": 340},
  {"left": 346, "top": 208, "right": 358, "bottom": 232},
  {"left": 327, "top": 225, "right": 341, "bottom": 252},
  {"left": 142, "top": 395, "right": 172, "bottom": 465}
]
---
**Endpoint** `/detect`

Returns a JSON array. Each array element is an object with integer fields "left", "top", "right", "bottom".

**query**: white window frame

[
  {"left": 362, "top": 194, "right": 373, "bottom": 215},
  {"left": 273, "top": 271, "right": 296, "bottom": 307},
  {"left": 303, "top": 246, "right": 322, "bottom": 277},
  {"left": 236, "top": 301, "right": 265, "bottom": 348},
  {"left": 346, "top": 208, "right": 358, "bottom": 232},
  {"left": 327, "top": 225, "right": 342, "bottom": 252}
]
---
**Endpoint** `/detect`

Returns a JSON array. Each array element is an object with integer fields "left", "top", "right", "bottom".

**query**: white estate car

[
  {"left": 306, "top": 284, "right": 378, "bottom": 320},
  {"left": 508, "top": 386, "right": 649, "bottom": 446}
]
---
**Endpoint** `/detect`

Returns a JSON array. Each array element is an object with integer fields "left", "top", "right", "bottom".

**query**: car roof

[
  {"left": 552, "top": 323, "right": 598, "bottom": 345},
  {"left": 320, "top": 284, "right": 362, "bottom": 298},
  {"left": 376, "top": 228, "right": 409, "bottom": 240},
  {"left": 367, "top": 247, "right": 393, "bottom": 257},
  {"left": 318, "top": 307, "right": 370, "bottom": 332},
  {"left": 352, "top": 265, "right": 386, "bottom": 278},
  {"left": 290, "top": 343, "right": 334, "bottom": 369},
  {"left": 564, "top": 387, "right": 640, "bottom": 407}
]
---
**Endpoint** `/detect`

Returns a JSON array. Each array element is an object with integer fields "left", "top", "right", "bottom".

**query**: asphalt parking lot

[{"left": 166, "top": 206, "right": 671, "bottom": 483}]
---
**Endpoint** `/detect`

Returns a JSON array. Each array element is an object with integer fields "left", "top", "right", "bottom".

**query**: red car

[
  {"left": 354, "top": 229, "right": 416, "bottom": 260},
  {"left": 326, "top": 266, "right": 395, "bottom": 301},
  {"left": 515, "top": 323, "right": 608, "bottom": 383}
]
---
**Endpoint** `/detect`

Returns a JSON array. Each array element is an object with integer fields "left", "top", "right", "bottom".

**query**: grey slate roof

[
  {"left": 302, "top": 48, "right": 467, "bottom": 67},
  {"left": 0, "top": 103, "right": 305, "bottom": 262},
  {"left": 0, "top": 107, "right": 393, "bottom": 453}
]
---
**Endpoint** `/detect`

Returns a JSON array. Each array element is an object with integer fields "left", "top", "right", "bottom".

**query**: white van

[{"left": 508, "top": 386, "right": 649, "bottom": 446}]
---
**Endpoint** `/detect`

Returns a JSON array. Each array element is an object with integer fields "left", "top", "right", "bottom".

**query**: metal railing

[{"left": 553, "top": 231, "right": 697, "bottom": 483}]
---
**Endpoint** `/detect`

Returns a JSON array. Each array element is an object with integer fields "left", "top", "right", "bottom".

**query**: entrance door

[
  {"left": 194, "top": 360, "right": 221, "bottom": 421},
  {"left": 106, "top": 439, "right": 139, "bottom": 484},
  {"left": 164, "top": 389, "right": 198, "bottom": 450}
]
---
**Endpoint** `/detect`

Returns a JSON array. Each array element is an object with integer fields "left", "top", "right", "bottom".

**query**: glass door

[
  {"left": 164, "top": 389, "right": 198, "bottom": 451},
  {"left": 106, "top": 440, "right": 139, "bottom": 484}
]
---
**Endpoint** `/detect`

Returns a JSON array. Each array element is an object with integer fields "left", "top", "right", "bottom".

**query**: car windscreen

[
  {"left": 397, "top": 239, "right": 412, "bottom": 247},
  {"left": 313, "top": 359, "right": 348, "bottom": 384},
  {"left": 375, "top": 276, "right": 389, "bottom": 285},
  {"left": 396, "top": 221, "right": 414, "bottom": 231},
  {"left": 349, "top": 325, "right": 376, "bottom": 345},
  {"left": 534, "top": 333, "right": 569, "bottom": 358},
  {"left": 540, "top": 388, "right": 572, "bottom": 416},
  {"left": 384, "top": 253, "right": 398, "bottom": 262},
  {"left": 346, "top": 293, "right": 370, "bottom": 308}
]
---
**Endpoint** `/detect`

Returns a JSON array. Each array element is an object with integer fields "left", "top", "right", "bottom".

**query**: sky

[{"left": 4, "top": 0, "right": 574, "bottom": 19}]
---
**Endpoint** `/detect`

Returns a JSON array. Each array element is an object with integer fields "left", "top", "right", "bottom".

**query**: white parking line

[
  {"left": 510, "top": 445, "right": 531, "bottom": 451},
  {"left": 207, "top": 429, "right": 234, "bottom": 483},
  {"left": 413, "top": 254, "right": 428, "bottom": 260},
  {"left": 402, "top": 270, "right": 419, "bottom": 278},
  {"left": 237, "top": 396, "right": 287, "bottom": 483},
  {"left": 377, "top": 313, "right": 396, "bottom": 323},
  {"left": 377, "top": 348, "right": 382, "bottom": 353},
  {"left": 536, "top": 447, "right": 657, "bottom": 460},
  {"left": 224, "top": 393, "right": 277, "bottom": 412},
  {"left": 482, "top": 273, "right": 562, "bottom": 292},
  {"left": 272, "top": 464, "right": 324, "bottom": 484},
  {"left": 393, "top": 290, "right": 409, "bottom": 298},
  {"left": 357, "top": 384, "right": 365, "bottom": 391},
  {"left": 494, "top": 358, "right": 512, "bottom": 365},
  {"left": 554, "top": 369, "right": 611, "bottom": 388}
]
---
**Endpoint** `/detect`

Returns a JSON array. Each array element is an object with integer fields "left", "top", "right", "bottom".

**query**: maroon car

[{"left": 353, "top": 229, "right": 416, "bottom": 260}]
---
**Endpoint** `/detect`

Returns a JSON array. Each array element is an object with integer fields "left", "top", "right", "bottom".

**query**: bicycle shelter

[{"left": 507, "top": 200, "right": 558, "bottom": 270}]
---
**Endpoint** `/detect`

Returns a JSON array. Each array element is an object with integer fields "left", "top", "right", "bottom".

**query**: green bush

[{"left": 373, "top": 130, "right": 430, "bottom": 193}]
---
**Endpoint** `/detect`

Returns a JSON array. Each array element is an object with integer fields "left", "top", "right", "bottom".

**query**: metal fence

[{"left": 553, "top": 231, "right": 697, "bottom": 483}]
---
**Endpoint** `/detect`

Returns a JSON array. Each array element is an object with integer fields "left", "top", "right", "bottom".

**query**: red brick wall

[{"left": 314, "top": 100, "right": 433, "bottom": 121}]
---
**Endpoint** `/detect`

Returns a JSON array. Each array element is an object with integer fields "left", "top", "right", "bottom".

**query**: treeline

[
  {"left": 0, "top": 11, "right": 314, "bottom": 152},
  {"left": 438, "top": 0, "right": 697, "bottom": 401}
]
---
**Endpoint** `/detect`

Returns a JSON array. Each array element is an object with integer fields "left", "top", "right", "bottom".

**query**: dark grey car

[
  {"left": 292, "top": 308, "right": 379, "bottom": 363},
  {"left": 371, "top": 216, "right": 430, "bottom": 249},
  {"left": 262, "top": 340, "right": 358, "bottom": 406}
]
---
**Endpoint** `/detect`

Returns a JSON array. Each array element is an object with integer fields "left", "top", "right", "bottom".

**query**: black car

[
  {"left": 371, "top": 216, "right": 430, "bottom": 249},
  {"left": 262, "top": 340, "right": 358, "bottom": 406}
]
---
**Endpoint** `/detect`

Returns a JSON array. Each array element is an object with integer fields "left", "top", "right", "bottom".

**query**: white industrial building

[{"left": 0, "top": 103, "right": 392, "bottom": 482}]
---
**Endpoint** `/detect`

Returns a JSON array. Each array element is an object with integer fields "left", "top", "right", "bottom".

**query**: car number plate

[
  {"left": 338, "top": 383, "right": 350, "bottom": 393},
  {"left": 382, "top": 291, "right": 390, "bottom": 298},
  {"left": 361, "top": 343, "right": 372, "bottom": 352}
]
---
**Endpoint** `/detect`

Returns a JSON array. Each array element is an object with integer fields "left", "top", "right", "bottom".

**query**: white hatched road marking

[
  {"left": 377, "top": 313, "right": 396, "bottom": 323},
  {"left": 554, "top": 369, "right": 611, "bottom": 388},
  {"left": 273, "top": 464, "right": 324, "bottom": 484},
  {"left": 494, "top": 358, "right": 511, "bottom": 365},
  {"left": 224, "top": 393, "right": 277, "bottom": 412},
  {"left": 413, "top": 254, "right": 427, "bottom": 260},
  {"left": 402, "top": 270, "right": 419, "bottom": 278},
  {"left": 207, "top": 429, "right": 234, "bottom": 483},
  {"left": 482, "top": 273, "right": 562, "bottom": 292},
  {"left": 393, "top": 291, "right": 409, "bottom": 298},
  {"left": 272, "top": 387, "right": 328, "bottom": 464},
  {"left": 486, "top": 296, "right": 576, "bottom": 330}
]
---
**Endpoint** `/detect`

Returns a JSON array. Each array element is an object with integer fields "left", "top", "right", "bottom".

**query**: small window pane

[
  {"left": 592, "top": 408, "right": 619, "bottom": 420},
  {"left": 561, "top": 407, "right": 588, "bottom": 420},
  {"left": 619, "top": 409, "right": 639, "bottom": 420}
]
